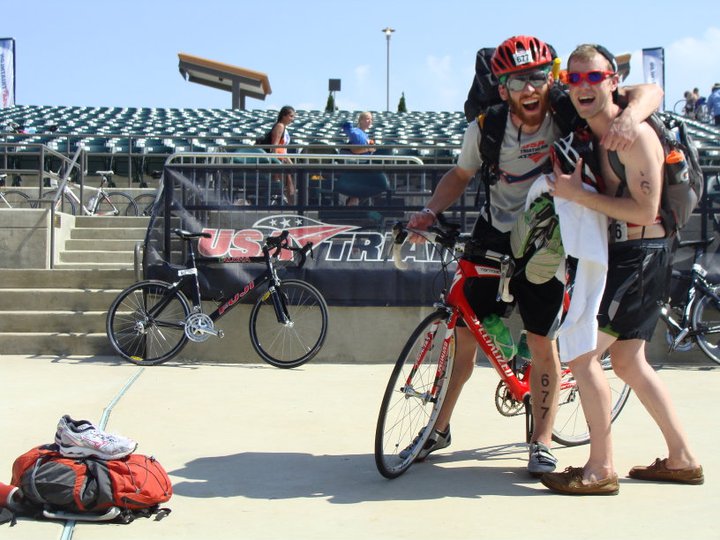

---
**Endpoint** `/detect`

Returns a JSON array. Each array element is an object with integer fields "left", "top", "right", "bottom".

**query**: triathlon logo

[
  {"left": 196, "top": 214, "right": 447, "bottom": 265},
  {"left": 198, "top": 214, "right": 357, "bottom": 259},
  {"left": 519, "top": 140, "right": 551, "bottom": 164}
]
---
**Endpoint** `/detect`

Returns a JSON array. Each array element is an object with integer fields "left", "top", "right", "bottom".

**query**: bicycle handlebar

[
  {"left": 391, "top": 215, "right": 515, "bottom": 302},
  {"left": 265, "top": 230, "right": 314, "bottom": 268}
]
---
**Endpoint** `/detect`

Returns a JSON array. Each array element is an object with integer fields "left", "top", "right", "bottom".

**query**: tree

[
  {"left": 397, "top": 92, "right": 407, "bottom": 113},
  {"left": 325, "top": 92, "right": 336, "bottom": 113}
]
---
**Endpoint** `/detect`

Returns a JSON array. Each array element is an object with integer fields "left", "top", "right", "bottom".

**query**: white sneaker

[
  {"left": 55, "top": 415, "right": 137, "bottom": 460},
  {"left": 528, "top": 441, "right": 558, "bottom": 476},
  {"left": 399, "top": 426, "right": 451, "bottom": 461}
]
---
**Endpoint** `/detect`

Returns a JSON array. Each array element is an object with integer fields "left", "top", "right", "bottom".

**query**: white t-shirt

[{"left": 457, "top": 113, "right": 562, "bottom": 232}]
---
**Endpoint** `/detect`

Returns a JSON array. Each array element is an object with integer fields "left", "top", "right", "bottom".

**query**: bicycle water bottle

[
  {"left": 665, "top": 149, "right": 689, "bottom": 185},
  {"left": 483, "top": 314, "right": 516, "bottom": 361},
  {"left": 516, "top": 330, "right": 531, "bottom": 364}
]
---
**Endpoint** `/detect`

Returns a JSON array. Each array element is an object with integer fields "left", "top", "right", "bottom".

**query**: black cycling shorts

[
  {"left": 460, "top": 218, "right": 564, "bottom": 338},
  {"left": 598, "top": 238, "right": 671, "bottom": 341}
]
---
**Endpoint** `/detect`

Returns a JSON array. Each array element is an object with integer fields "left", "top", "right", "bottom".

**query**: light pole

[{"left": 381, "top": 27, "right": 395, "bottom": 112}]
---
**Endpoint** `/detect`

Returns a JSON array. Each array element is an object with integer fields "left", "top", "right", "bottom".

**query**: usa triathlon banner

[
  {"left": 642, "top": 47, "right": 665, "bottom": 110},
  {"left": 0, "top": 38, "right": 15, "bottom": 108},
  {"left": 144, "top": 212, "right": 447, "bottom": 307}
]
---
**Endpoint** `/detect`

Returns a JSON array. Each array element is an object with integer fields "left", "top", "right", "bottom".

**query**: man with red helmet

[{"left": 405, "top": 35, "right": 663, "bottom": 476}]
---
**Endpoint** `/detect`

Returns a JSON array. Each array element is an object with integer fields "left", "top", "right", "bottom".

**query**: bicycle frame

[
  {"left": 446, "top": 258, "right": 532, "bottom": 402},
  {"left": 150, "top": 230, "right": 303, "bottom": 330}
]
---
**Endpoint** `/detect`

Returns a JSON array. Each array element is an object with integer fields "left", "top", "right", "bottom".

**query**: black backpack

[
  {"left": 254, "top": 124, "right": 285, "bottom": 146},
  {"left": 607, "top": 113, "right": 703, "bottom": 236}
]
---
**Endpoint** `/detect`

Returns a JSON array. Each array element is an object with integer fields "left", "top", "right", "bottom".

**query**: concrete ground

[{"left": 0, "top": 353, "right": 717, "bottom": 540}]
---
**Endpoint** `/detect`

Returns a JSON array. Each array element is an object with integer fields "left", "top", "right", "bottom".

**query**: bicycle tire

[
  {"left": 96, "top": 191, "right": 137, "bottom": 216},
  {"left": 41, "top": 189, "right": 77, "bottom": 215},
  {"left": 375, "top": 310, "right": 455, "bottom": 479},
  {"left": 129, "top": 193, "right": 156, "bottom": 216},
  {"left": 106, "top": 280, "right": 191, "bottom": 365},
  {"left": 248, "top": 279, "right": 328, "bottom": 368},
  {"left": 691, "top": 288, "right": 720, "bottom": 365},
  {"left": 552, "top": 352, "right": 631, "bottom": 446},
  {"left": 0, "top": 190, "right": 33, "bottom": 208}
]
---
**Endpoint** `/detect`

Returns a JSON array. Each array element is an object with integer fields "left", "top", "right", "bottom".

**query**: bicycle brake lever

[
  {"left": 391, "top": 223, "right": 409, "bottom": 270},
  {"left": 497, "top": 255, "right": 515, "bottom": 303}
]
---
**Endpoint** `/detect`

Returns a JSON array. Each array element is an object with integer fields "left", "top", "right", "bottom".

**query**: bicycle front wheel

[
  {"left": 97, "top": 191, "right": 137, "bottom": 216},
  {"left": 692, "top": 288, "right": 720, "bottom": 365},
  {"left": 129, "top": 193, "right": 156, "bottom": 216},
  {"left": 375, "top": 310, "right": 455, "bottom": 479},
  {"left": 0, "top": 190, "right": 33, "bottom": 208},
  {"left": 106, "top": 280, "right": 191, "bottom": 365},
  {"left": 249, "top": 279, "right": 329, "bottom": 368},
  {"left": 552, "top": 352, "right": 631, "bottom": 446}
]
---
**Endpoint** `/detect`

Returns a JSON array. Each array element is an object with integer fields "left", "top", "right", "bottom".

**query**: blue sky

[{"left": 4, "top": 0, "right": 719, "bottom": 113}]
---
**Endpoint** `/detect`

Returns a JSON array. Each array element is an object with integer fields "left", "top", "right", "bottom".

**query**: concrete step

[
  {"left": 59, "top": 250, "right": 135, "bottom": 263},
  {"left": 65, "top": 239, "right": 142, "bottom": 251},
  {"left": 74, "top": 215, "right": 151, "bottom": 229},
  {"left": 0, "top": 332, "right": 113, "bottom": 356},
  {"left": 0, "top": 269, "right": 135, "bottom": 288},
  {"left": 0, "top": 289, "right": 121, "bottom": 311},
  {"left": 70, "top": 228, "right": 148, "bottom": 240},
  {"left": 53, "top": 262, "right": 134, "bottom": 270},
  {"left": 0, "top": 311, "right": 107, "bottom": 332}
]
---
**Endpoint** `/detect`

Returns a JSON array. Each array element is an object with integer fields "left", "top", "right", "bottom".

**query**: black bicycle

[
  {"left": 106, "top": 228, "right": 329, "bottom": 367},
  {"left": 661, "top": 237, "right": 720, "bottom": 365}
]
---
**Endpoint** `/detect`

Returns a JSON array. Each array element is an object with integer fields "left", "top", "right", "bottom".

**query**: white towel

[{"left": 526, "top": 175, "right": 608, "bottom": 361}]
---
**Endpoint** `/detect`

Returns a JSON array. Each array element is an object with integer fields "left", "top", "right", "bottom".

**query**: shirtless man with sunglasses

[
  {"left": 405, "top": 35, "right": 663, "bottom": 476},
  {"left": 541, "top": 43, "right": 702, "bottom": 496}
]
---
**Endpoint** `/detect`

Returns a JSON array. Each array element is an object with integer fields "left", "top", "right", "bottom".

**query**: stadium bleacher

[{"left": 0, "top": 105, "right": 718, "bottom": 187}]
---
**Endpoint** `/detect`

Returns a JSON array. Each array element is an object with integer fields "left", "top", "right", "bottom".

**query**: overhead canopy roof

[{"left": 178, "top": 52, "right": 272, "bottom": 109}]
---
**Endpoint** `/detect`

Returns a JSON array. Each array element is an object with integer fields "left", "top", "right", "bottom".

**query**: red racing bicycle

[{"left": 374, "top": 217, "right": 631, "bottom": 479}]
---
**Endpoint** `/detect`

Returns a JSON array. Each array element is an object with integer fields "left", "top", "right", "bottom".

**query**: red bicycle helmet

[{"left": 491, "top": 36, "right": 554, "bottom": 77}]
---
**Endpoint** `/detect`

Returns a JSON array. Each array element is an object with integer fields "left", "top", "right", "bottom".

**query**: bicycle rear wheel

[
  {"left": 106, "top": 280, "right": 191, "bottom": 365},
  {"left": 552, "top": 352, "right": 631, "bottom": 446},
  {"left": 41, "top": 189, "right": 77, "bottom": 214},
  {"left": 692, "top": 288, "right": 720, "bottom": 365},
  {"left": 0, "top": 190, "right": 33, "bottom": 208},
  {"left": 248, "top": 279, "right": 328, "bottom": 368},
  {"left": 375, "top": 310, "right": 455, "bottom": 479},
  {"left": 96, "top": 191, "right": 137, "bottom": 216}
]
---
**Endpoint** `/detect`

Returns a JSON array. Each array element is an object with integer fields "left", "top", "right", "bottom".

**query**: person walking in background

[
  {"left": 541, "top": 44, "right": 702, "bottom": 496},
  {"left": 270, "top": 105, "right": 296, "bottom": 204},
  {"left": 707, "top": 83, "right": 720, "bottom": 126},
  {"left": 341, "top": 111, "right": 376, "bottom": 205},
  {"left": 683, "top": 90, "right": 697, "bottom": 118},
  {"left": 404, "top": 35, "right": 662, "bottom": 476},
  {"left": 342, "top": 112, "right": 375, "bottom": 155}
]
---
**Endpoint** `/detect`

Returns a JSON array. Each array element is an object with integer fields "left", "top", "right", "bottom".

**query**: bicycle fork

[{"left": 266, "top": 285, "right": 293, "bottom": 326}]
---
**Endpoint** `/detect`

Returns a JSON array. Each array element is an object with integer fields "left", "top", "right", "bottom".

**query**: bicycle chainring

[
  {"left": 185, "top": 313, "right": 215, "bottom": 342},
  {"left": 494, "top": 380, "right": 524, "bottom": 417},
  {"left": 665, "top": 329, "right": 694, "bottom": 352}
]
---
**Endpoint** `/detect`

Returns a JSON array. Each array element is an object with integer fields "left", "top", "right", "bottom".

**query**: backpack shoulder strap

[
  {"left": 476, "top": 103, "right": 509, "bottom": 223},
  {"left": 607, "top": 150, "right": 627, "bottom": 187},
  {"left": 478, "top": 103, "right": 509, "bottom": 167}
]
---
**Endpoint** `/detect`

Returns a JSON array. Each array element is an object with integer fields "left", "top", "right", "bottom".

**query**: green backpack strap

[{"left": 607, "top": 150, "right": 627, "bottom": 196}]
